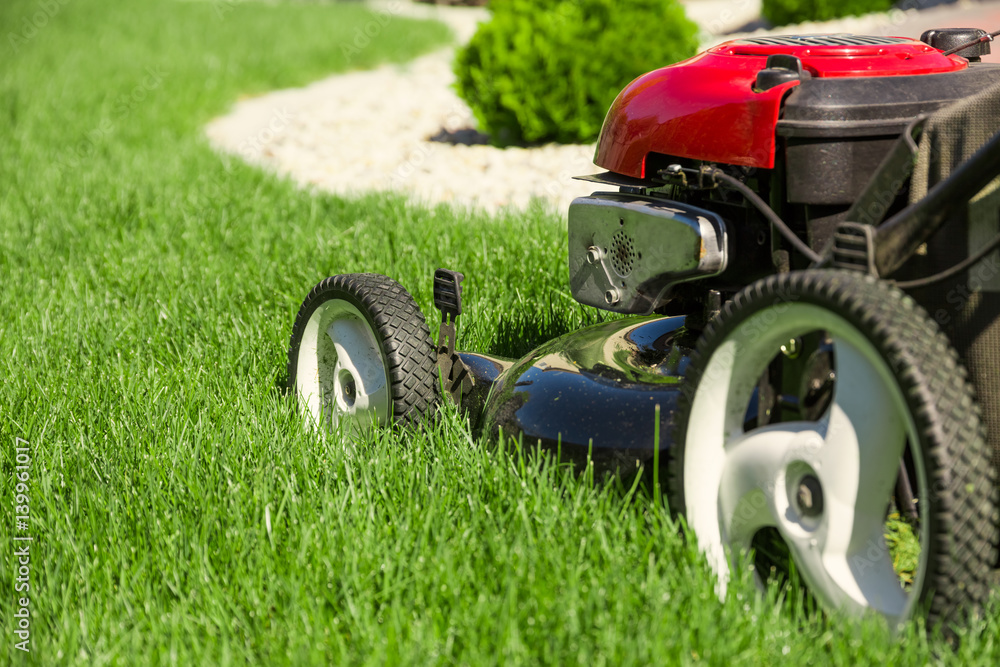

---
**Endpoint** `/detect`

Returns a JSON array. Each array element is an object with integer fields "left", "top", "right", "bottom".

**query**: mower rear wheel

[
  {"left": 670, "top": 270, "right": 998, "bottom": 627},
  {"left": 287, "top": 274, "right": 438, "bottom": 434}
]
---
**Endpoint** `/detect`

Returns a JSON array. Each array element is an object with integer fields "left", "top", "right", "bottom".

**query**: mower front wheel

[
  {"left": 670, "top": 270, "right": 998, "bottom": 627},
  {"left": 286, "top": 273, "right": 438, "bottom": 434}
]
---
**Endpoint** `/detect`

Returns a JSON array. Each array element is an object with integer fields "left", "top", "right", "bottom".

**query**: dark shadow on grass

[
  {"left": 273, "top": 368, "right": 290, "bottom": 395},
  {"left": 428, "top": 126, "right": 491, "bottom": 146},
  {"left": 483, "top": 307, "right": 611, "bottom": 360},
  {"left": 427, "top": 124, "right": 551, "bottom": 149}
]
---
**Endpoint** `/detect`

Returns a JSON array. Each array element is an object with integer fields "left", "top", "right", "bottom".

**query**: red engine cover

[{"left": 594, "top": 36, "right": 968, "bottom": 177}]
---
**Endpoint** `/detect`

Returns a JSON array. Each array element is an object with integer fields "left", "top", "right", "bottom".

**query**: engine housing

[{"left": 594, "top": 34, "right": 1000, "bottom": 206}]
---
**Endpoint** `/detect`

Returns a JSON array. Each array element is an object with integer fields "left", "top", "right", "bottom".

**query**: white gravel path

[
  {"left": 204, "top": 0, "right": 997, "bottom": 216},
  {"left": 205, "top": 1, "right": 598, "bottom": 215}
]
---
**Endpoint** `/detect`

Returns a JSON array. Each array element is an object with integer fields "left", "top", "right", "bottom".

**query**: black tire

[
  {"left": 287, "top": 273, "right": 438, "bottom": 432},
  {"left": 669, "top": 269, "right": 999, "bottom": 626}
]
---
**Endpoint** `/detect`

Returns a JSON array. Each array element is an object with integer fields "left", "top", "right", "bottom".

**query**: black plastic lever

[
  {"left": 434, "top": 269, "right": 464, "bottom": 323},
  {"left": 433, "top": 268, "right": 472, "bottom": 405}
]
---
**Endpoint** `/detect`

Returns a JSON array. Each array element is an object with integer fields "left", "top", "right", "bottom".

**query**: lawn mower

[{"left": 286, "top": 28, "right": 1000, "bottom": 628}]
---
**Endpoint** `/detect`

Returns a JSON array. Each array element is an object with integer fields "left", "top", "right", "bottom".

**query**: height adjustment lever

[
  {"left": 830, "top": 222, "right": 879, "bottom": 276},
  {"left": 433, "top": 269, "right": 473, "bottom": 405}
]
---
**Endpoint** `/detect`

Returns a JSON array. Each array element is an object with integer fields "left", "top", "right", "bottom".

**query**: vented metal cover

[
  {"left": 737, "top": 35, "right": 912, "bottom": 47},
  {"left": 568, "top": 194, "right": 727, "bottom": 315},
  {"left": 610, "top": 230, "right": 636, "bottom": 276}
]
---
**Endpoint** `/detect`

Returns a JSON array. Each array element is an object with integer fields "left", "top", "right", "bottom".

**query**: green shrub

[
  {"left": 453, "top": 0, "right": 699, "bottom": 145},
  {"left": 762, "top": 0, "right": 894, "bottom": 26}
]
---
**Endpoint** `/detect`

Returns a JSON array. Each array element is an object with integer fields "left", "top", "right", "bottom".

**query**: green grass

[
  {"left": 1, "top": 0, "right": 999, "bottom": 664},
  {"left": 885, "top": 514, "right": 921, "bottom": 589}
]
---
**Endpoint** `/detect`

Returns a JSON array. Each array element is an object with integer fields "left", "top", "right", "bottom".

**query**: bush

[
  {"left": 453, "top": 0, "right": 699, "bottom": 145},
  {"left": 762, "top": 0, "right": 894, "bottom": 26}
]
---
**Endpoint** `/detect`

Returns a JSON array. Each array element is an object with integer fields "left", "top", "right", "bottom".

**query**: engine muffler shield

[{"left": 568, "top": 193, "right": 727, "bottom": 314}]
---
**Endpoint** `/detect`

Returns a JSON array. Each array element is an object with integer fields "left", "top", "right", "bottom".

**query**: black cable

[
  {"left": 895, "top": 232, "right": 1000, "bottom": 290},
  {"left": 942, "top": 29, "right": 1000, "bottom": 56},
  {"left": 703, "top": 168, "right": 825, "bottom": 265}
]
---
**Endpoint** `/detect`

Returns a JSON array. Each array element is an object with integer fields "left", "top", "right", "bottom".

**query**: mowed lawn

[{"left": 1, "top": 0, "right": 999, "bottom": 664}]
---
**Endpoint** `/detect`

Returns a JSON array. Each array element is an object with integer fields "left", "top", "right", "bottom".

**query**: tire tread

[
  {"left": 287, "top": 273, "right": 438, "bottom": 425},
  {"left": 669, "top": 269, "right": 999, "bottom": 625}
]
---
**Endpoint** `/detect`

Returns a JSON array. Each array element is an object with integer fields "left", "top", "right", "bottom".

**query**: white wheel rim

[
  {"left": 294, "top": 299, "right": 391, "bottom": 434},
  {"left": 684, "top": 303, "right": 928, "bottom": 624}
]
